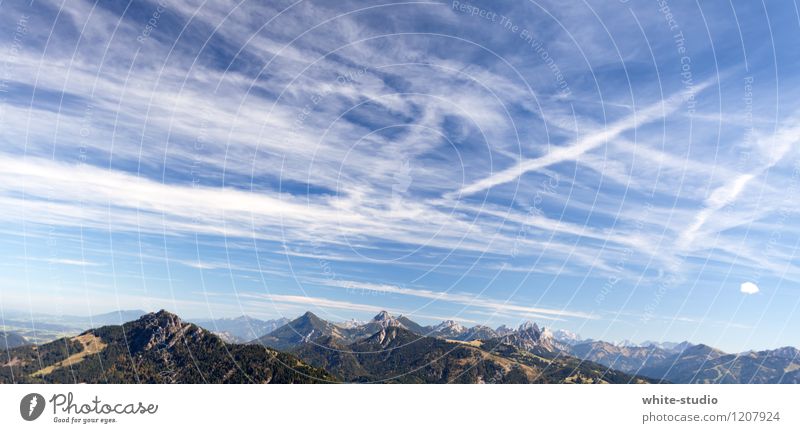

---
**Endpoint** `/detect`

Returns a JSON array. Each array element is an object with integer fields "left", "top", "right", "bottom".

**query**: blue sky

[{"left": 0, "top": 0, "right": 799, "bottom": 352}]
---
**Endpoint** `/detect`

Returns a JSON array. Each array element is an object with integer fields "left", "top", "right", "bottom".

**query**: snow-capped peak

[
  {"left": 495, "top": 325, "right": 514, "bottom": 336},
  {"left": 518, "top": 321, "right": 540, "bottom": 333},
  {"left": 434, "top": 319, "right": 466, "bottom": 333},
  {"left": 372, "top": 311, "right": 393, "bottom": 322},
  {"left": 552, "top": 329, "right": 581, "bottom": 344},
  {"left": 338, "top": 318, "right": 366, "bottom": 329},
  {"left": 497, "top": 321, "right": 564, "bottom": 353},
  {"left": 370, "top": 311, "right": 403, "bottom": 329}
]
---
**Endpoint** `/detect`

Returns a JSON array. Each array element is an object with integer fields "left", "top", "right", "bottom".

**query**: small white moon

[{"left": 740, "top": 281, "right": 760, "bottom": 295}]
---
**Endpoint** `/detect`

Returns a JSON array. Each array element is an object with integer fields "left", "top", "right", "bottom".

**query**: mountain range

[
  {"left": 1, "top": 310, "right": 649, "bottom": 384},
  {"left": 0, "top": 310, "right": 332, "bottom": 384},
  {"left": 254, "top": 311, "right": 800, "bottom": 384},
  {"left": 193, "top": 316, "right": 290, "bottom": 343},
  {"left": 2, "top": 309, "right": 797, "bottom": 383},
  {"left": 257, "top": 311, "right": 650, "bottom": 383},
  {"left": 569, "top": 340, "right": 800, "bottom": 383}
]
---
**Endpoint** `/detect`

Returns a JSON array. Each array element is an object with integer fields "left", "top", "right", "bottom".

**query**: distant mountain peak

[
  {"left": 192, "top": 315, "right": 289, "bottom": 343},
  {"left": 337, "top": 318, "right": 366, "bottom": 329},
  {"left": 437, "top": 319, "right": 458, "bottom": 327},
  {"left": 764, "top": 346, "right": 800, "bottom": 359},
  {"left": 369, "top": 311, "right": 404, "bottom": 330},
  {"left": 495, "top": 325, "right": 514, "bottom": 336},
  {"left": 494, "top": 321, "right": 563, "bottom": 354},
  {"left": 112, "top": 309, "right": 148, "bottom": 316},
  {"left": 295, "top": 311, "right": 328, "bottom": 327},
  {"left": 133, "top": 310, "right": 196, "bottom": 351},
  {"left": 372, "top": 311, "right": 393, "bottom": 322},
  {"left": 678, "top": 343, "right": 725, "bottom": 360},
  {"left": 142, "top": 309, "right": 182, "bottom": 324},
  {"left": 254, "top": 311, "right": 343, "bottom": 349},
  {"left": 552, "top": 329, "right": 581, "bottom": 344},
  {"left": 433, "top": 319, "right": 466, "bottom": 333},
  {"left": 87, "top": 309, "right": 149, "bottom": 326},
  {"left": 518, "top": 321, "right": 540, "bottom": 333},
  {"left": 688, "top": 343, "right": 714, "bottom": 351},
  {"left": 636, "top": 340, "right": 693, "bottom": 352}
]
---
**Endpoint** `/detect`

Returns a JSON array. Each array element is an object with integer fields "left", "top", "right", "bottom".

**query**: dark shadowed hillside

[{"left": 289, "top": 326, "right": 654, "bottom": 383}]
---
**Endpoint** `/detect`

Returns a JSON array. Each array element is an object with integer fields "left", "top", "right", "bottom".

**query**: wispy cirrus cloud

[{"left": 316, "top": 279, "right": 597, "bottom": 320}]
